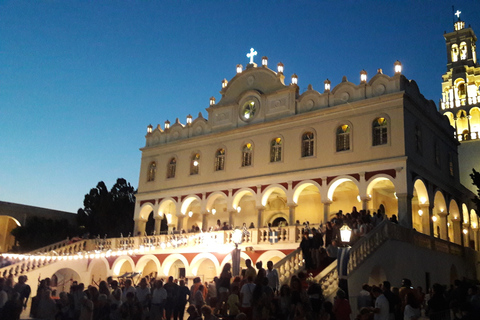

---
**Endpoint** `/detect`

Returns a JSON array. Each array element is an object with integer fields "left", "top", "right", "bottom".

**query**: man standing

[
  {"left": 13, "top": 275, "right": 31, "bottom": 310},
  {"left": 175, "top": 279, "right": 190, "bottom": 320},
  {"left": 240, "top": 276, "right": 255, "bottom": 320},
  {"left": 164, "top": 276, "right": 179, "bottom": 320},
  {"left": 244, "top": 259, "right": 256, "bottom": 281},
  {"left": 373, "top": 286, "right": 389, "bottom": 320},
  {"left": 265, "top": 261, "right": 279, "bottom": 294}
]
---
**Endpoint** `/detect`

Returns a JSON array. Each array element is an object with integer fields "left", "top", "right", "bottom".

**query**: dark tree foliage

[
  {"left": 471, "top": 169, "right": 480, "bottom": 213},
  {"left": 77, "top": 178, "right": 136, "bottom": 237},
  {"left": 10, "top": 217, "right": 78, "bottom": 252}
]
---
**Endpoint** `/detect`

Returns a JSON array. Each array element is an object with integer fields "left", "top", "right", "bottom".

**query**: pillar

[
  {"left": 361, "top": 196, "right": 370, "bottom": 212},
  {"left": 134, "top": 219, "right": 147, "bottom": 237},
  {"left": 452, "top": 219, "right": 462, "bottom": 245},
  {"left": 322, "top": 200, "right": 332, "bottom": 223},
  {"left": 229, "top": 211, "right": 236, "bottom": 229},
  {"left": 154, "top": 217, "right": 163, "bottom": 235},
  {"left": 438, "top": 213, "right": 448, "bottom": 240},
  {"left": 396, "top": 193, "right": 413, "bottom": 228},
  {"left": 256, "top": 206, "right": 265, "bottom": 228},
  {"left": 288, "top": 204, "right": 297, "bottom": 226},
  {"left": 176, "top": 215, "right": 184, "bottom": 231}
]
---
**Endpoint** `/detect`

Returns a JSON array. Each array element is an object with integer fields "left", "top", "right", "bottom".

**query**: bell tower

[{"left": 440, "top": 10, "right": 480, "bottom": 142}]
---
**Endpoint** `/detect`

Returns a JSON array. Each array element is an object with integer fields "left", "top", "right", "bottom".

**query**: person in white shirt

[
  {"left": 266, "top": 261, "right": 279, "bottom": 293},
  {"left": 150, "top": 280, "right": 167, "bottom": 320},
  {"left": 121, "top": 279, "right": 136, "bottom": 302},
  {"left": 373, "top": 286, "right": 389, "bottom": 320}
]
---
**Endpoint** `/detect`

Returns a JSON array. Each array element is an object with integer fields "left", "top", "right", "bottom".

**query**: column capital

[
  {"left": 287, "top": 203, "right": 297, "bottom": 208},
  {"left": 256, "top": 206, "right": 266, "bottom": 211},
  {"left": 322, "top": 200, "right": 333, "bottom": 205}
]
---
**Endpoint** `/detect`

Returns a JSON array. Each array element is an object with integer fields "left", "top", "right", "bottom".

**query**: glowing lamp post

[
  {"left": 340, "top": 224, "right": 352, "bottom": 245},
  {"left": 232, "top": 229, "right": 243, "bottom": 276}
]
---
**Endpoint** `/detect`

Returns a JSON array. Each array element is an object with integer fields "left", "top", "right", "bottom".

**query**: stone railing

[
  {"left": 348, "top": 220, "right": 465, "bottom": 273},
  {"left": 315, "top": 260, "right": 338, "bottom": 301},
  {"left": 273, "top": 247, "right": 304, "bottom": 285}
]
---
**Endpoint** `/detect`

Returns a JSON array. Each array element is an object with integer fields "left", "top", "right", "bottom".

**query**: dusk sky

[{"left": 1, "top": 1, "right": 480, "bottom": 214}]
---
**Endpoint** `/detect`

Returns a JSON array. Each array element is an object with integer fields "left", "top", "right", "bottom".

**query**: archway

[
  {"left": 366, "top": 177, "right": 397, "bottom": 218},
  {"left": 158, "top": 199, "right": 177, "bottom": 234},
  {"left": 51, "top": 268, "right": 81, "bottom": 293},
  {"left": 0, "top": 216, "right": 20, "bottom": 253},
  {"left": 112, "top": 256, "right": 135, "bottom": 277},
  {"left": 470, "top": 107, "right": 480, "bottom": 139},
  {"left": 182, "top": 196, "right": 202, "bottom": 232},
  {"left": 412, "top": 179, "right": 429, "bottom": 235},
  {"left": 262, "top": 185, "right": 288, "bottom": 228},
  {"left": 232, "top": 189, "right": 257, "bottom": 229},
  {"left": 88, "top": 259, "right": 109, "bottom": 285},
  {"left": 293, "top": 181, "right": 323, "bottom": 225},
  {"left": 328, "top": 178, "right": 360, "bottom": 220},
  {"left": 206, "top": 192, "right": 228, "bottom": 230},
  {"left": 136, "top": 255, "right": 161, "bottom": 279}
]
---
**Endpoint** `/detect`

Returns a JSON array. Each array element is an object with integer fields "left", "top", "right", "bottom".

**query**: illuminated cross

[
  {"left": 455, "top": 10, "right": 461, "bottom": 19},
  {"left": 247, "top": 48, "right": 257, "bottom": 64}
]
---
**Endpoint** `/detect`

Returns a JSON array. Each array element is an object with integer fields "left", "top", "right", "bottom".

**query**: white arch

[
  {"left": 413, "top": 178, "right": 429, "bottom": 205},
  {"left": 262, "top": 184, "right": 288, "bottom": 207},
  {"left": 162, "top": 253, "right": 190, "bottom": 276},
  {"left": 206, "top": 192, "right": 228, "bottom": 211},
  {"left": 462, "top": 203, "right": 469, "bottom": 224},
  {"left": 87, "top": 257, "right": 110, "bottom": 275},
  {"left": 190, "top": 253, "right": 221, "bottom": 277},
  {"left": 327, "top": 176, "right": 360, "bottom": 201},
  {"left": 256, "top": 250, "right": 286, "bottom": 264},
  {"left": 220, "top": 251, "right": 251, "bottom": 269},
  {"left": 232, "top": 188, "right": 257, "bottom": 209},
  {"left": 111, "top": 256, "right": 135, "bottom": 276},
  {"left": 135, "top": 254, "right": 161, "bottom": 274},
  {"left": 366, "top": 175, "right": 396, "bottom": 196},
  {"left": 292, "top": 180, "right": 322, "bottom": 204},
  {"left": 181, "top": 195, "right": 202, "bottom": 215},
  {"left": 158, "top": 198, "right": 177, "bottom": 218},
  {"left": 138, "top": 203, "right": 155, "bottom": 221}
]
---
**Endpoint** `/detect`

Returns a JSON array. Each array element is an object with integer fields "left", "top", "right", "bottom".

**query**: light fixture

[
  {"left": 357, "top": 195, "right": 361, "bottom": 202},
  {"left": 262, "top": 56, "right": 268, "bottom": 67},
  {"left": 212, "top": 208, "right": 216, "bottom": 215},
  {"left": 210, "top": 97, "right": 216, "bottom": 106},
  {"left": 394, "top": 60, "right": 402, "bottom": 74},
  {"left": 463, "top": 228, "right": 468, "bottom": 235},
  {"left": 340, "top": 224, "right": 352, "bottom": 243},
  {"left": 236, "top": 206, "right": 241, "bottom": 213},
  {"left": 432, "top": 216, "right": 438, "bottom": 222},
  {"left": 186, "top": 114, "right": 193, "bottom": 124},
  {"left": 232, "top": 229, "right": 243, "bottom": 245},
  {"left": 360, "top": 69, "right": 367, "bottom": 83},
  {"left": 188, "top": 211, "right": 193, "bottom": 217},
  {"left": 418, "top": 209, "right": 423, "bottom": 217},
  {"left": 324, "top": 79, "right": 331, "bottom": 92},
  {"left": 222, "top": 79, "right": 228, "bottom": 88},
  {"left": 236, "top": 64, "right": 243, "bottom": 73},
  {"left": 420, "top": 197, "right": 427, "bottom": 204},
  {"left": 147, "top": 124, "right": 153, "bottom": 133},
  {"left": 193, "top": 160, "right": 199, "bottom": 167},
  {"left": 291, "top": 74, "right": 298, "bottom": 85},
  {"left": 164, "top": 120, "right": 170, "bottom": 130},
  {"left": 277, "top": 62, "right": 284, "bottom": 73}
]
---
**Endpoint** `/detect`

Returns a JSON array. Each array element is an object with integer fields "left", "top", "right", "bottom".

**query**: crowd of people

[
  {"left": 299, "top": 207, "right": 397, "bottom": 271},
  {"left": 0, "top": 259, "right": 480, "bottom": 320}
]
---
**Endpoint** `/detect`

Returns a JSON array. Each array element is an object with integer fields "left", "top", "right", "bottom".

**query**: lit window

[
  {"left": 190, "top": 153, "right": 200, "bottom": 175},
  {"left": 460, "top": 42, "right": 467, "bottom": 60},
  {"left": 270, "top": 138, "right": 282, "bottom": 162},
  {"left": 215, "top": 149, "right": 225, "bottom": 171},
  {"left": 451, "top": 44, "right": 459, "bottom": 62},
  {"left": 372, "top": 117, "right": 388, "bottom": 146},
  {"left": 242, "top": 143, "right": 253, "bottom": 167},
  {"left": 167, "top": 158, "right": 176, "bottom": 179},
  {"left": 415, "top": 125, "right": 422, "bottom": 153},
  {"left": 301, "top": 132, "right": 314, "bottom": 157},
  {"left": 147, "top": 162, "right": 156, "bottom": 182},
  {"left": 336, "top": 125, "right": 350, "bottom": 151}
]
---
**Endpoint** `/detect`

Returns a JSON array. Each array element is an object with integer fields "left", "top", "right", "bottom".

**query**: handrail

[{"left": 273, "top": 247, "right": 304, "bottom": 285}]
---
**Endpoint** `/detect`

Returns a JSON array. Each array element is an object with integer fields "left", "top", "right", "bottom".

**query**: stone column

[
  {"left": 322, "top": 200, "right": 332, "bottom": 224},
  {"left": 202, "top": 212, "right": 208, "bottom": 231},
  {"left": 438, "top": 213, "right": 448, "bottom": 240},
  {"left": 288, "top": 204, "right": 297, "bottom": 226},
  {"left": 176, "top": 215, "right": 184, "bottom": 232},
  {"left": 134, "top": 219, "right": 147, "bottom": 237},
  {"left": 396, "top": 193, "right": 413, "bottom": 228},
  {"left": 361, "top": 196, "right": 371, "bottom": 212},
  {"left": 428, "top": 205, "right": 434, "bottom": 237},
  {"left": 229, "top": 211, "right": 236, "bottom": 229},
  {"left": 154, "top": 217, "right": 163, "bottom": 235},
  {"left": 452, "top": 219, "right": 462, "bottom": 245},
  {"left": 256, "top": 206, "right": 265, "bottom": 228}
]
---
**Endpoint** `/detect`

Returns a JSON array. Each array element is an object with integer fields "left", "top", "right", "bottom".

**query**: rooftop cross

[
  {"left": 247, "top": 48, "right": 257, "bottom": 64},
  {"left": 455, "top": 9, "right": 461, "bottom": 19}
]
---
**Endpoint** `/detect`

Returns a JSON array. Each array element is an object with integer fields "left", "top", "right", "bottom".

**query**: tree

[
  {"left": 77, "top": 178, "right": 136, "bottom": 237},
  {"left": 471, "top": 169, "right": 480, "bottom": 213}
]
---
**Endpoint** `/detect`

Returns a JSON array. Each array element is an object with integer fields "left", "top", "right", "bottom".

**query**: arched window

[
  {"left": 301, "top": 132, "right": 314, "bottom": 157},
  {"left": 451, "top": 44, "right": 459, "bottom": 62},
  {"left": 270, "top": 137, "right": 282, "bottom": 162},
  {"left": 414, "top": 125, "right": 422, "bottom": 153},
  {"left": 215, "top": 148, "right": 225, "bottom": 171},
  {"left": 147, "top": 162, "right": 156, "bottom": 182},
  {"left": 336, "top": 125, "right": 350, "bottom": 152},
  {"left": 460, "top": 42, "right": 467, "bottom": 60},
  {"left": 372, "top": 117, "right": 388, "bottom": 146},
  {"left": 242, "top": 143, "right": 253, "bottom": 167},
  {"left": 190, "top": 153, "right": 200, "bottom": 175},
  {"left": 167, "top": 158, "right": 176, "bottom": 179}
]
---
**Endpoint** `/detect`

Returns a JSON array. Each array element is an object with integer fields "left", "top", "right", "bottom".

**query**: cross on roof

[
  {"left": 247, "top": 48, "right": 257, "bottom": 64},
  {"left": 455, "top": 10, "right": 461, "bottom": 19}
]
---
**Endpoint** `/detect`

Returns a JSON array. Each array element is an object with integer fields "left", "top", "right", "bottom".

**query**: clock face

[{"left": 242, "top": 100, "right": 257, "bottom": 121}]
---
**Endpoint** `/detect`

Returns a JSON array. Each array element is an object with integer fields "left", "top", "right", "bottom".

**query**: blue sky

[{"left": 1, "top": 1, "right": 480, "bottom": 213}]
